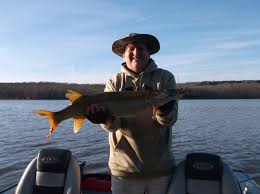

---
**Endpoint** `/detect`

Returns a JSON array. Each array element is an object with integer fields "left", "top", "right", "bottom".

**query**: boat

[{"left": 0, "top": 148, "right": 260, "bottom": 194}]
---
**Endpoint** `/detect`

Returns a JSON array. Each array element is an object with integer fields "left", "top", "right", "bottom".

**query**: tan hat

[{"left": 112, "top": 33, "right": 160, "bottom": 57}]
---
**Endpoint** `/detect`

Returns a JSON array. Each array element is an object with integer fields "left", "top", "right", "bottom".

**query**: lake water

[{"left": 0, "top": 99, "right": 260, "bottom": 191}]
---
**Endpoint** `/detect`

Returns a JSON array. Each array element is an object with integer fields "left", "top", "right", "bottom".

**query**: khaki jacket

[{"left": 101, "top": 59, "right": 178, "bottom": 177}]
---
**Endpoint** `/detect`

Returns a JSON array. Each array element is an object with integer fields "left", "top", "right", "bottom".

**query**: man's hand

[
  {"left": 156, "top": 100, "right": 176, "bottom": 115},
  {"left": 85, "top": 104, "right": 113, "bottom": 124}
]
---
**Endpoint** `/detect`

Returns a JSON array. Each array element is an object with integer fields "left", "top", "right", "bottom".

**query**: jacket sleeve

[
  {"left": 100, "top": 77, "right": 122, "bottom": 132},
  {"left": 154, "top": 73, "right": 178, "bottom": 127}
]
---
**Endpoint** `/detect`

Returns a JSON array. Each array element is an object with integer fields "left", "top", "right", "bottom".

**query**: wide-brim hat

[{"left": 112, "top": 33, "right": 160, "bottom": 57}]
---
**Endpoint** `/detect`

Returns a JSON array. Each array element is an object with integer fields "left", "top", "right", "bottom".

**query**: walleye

[{"left": 33, "top": 89, "right": 184, "bottom": 141}]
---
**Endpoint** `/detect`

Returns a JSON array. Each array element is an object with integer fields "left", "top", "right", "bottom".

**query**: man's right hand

[{"left": 85, "top": 104, "right": 112, "bottom": 124}]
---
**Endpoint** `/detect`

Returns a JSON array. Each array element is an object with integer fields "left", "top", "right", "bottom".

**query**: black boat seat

[
  {"left": 15, "top": 148, "right": 81, "bottom": 194},
  {"left": 167, "top": 153, "right": 241, "bottom": 194}
]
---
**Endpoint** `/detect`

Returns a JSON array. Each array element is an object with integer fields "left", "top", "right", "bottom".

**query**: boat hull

[{"left": 1, "top": 150, "right": 260, "bottom": 194}]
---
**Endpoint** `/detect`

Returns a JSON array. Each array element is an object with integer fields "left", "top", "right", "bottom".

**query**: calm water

[{"left": 0, "top": 99, "right": 260, "bottom": 190}]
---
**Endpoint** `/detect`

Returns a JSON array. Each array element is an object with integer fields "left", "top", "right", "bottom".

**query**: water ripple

[{"left": 1, "top": 99, "right": 260, "bottom": 191}]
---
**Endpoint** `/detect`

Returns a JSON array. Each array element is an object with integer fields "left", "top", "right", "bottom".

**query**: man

[{"left": 86, "top": 33, "right": 178, "bottom": 194}]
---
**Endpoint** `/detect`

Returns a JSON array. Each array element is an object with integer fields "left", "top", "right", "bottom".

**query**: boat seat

[
  {"left": 15, "top": 148, "right": 81, "bottom": 194},
  {"left": 167, "top": 153, "right": 241, "bottom": 194}
]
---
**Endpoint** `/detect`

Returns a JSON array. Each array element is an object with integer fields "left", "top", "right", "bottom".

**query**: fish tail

[
  {"left": 33, "top": 110, "right": 59, "bottom": 141},
  {"left": 73, "top": 117, "right": 86, "bottom": 134}
]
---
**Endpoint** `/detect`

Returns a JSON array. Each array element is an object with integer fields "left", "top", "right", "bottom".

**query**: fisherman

[{"left": 85, "top": 33, "right": 178, "bottom": 194}]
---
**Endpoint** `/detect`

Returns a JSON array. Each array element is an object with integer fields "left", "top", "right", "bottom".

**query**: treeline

[
  {"left": 0, "top": 82, "right": 104, "bottom": 99},
  {"left": 0, "top": 80, "right": 260, "bottom": 99},
  {"left": 178, "top": 80, "right": 260, "bottom": 99}
]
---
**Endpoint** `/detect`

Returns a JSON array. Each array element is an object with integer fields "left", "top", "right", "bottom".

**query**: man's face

[{"left": 123, "top": 42, "right": 150, "bottom": 74}]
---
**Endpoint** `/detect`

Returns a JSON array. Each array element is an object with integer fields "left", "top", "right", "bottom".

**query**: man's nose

[{"left": 133, "top": 48, "right": 141, "bottom": 56}]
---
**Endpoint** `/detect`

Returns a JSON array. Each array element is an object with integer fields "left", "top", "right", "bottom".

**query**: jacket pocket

[{"left": 111, "top": 132, "right": 141, "bottom": 172}]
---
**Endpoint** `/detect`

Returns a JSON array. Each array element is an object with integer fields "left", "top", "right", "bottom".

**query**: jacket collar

[{"left": 121, "top": 59, "right": 157, "bottom": 78}]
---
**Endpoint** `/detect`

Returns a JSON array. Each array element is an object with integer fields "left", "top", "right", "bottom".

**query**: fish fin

[
  {"left": 33, "top": 110, "right": 59, "bottom": 141},
  {"left": 73, "top": 117, "right": 85, "bottom": 133},
  {"left": 65, "top": 89, "right": 83, "bottom": 103}
]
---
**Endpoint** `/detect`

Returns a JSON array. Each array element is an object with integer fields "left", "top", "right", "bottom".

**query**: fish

[{"left": 33, "top": 89, "right": 184, "bottom": 141}]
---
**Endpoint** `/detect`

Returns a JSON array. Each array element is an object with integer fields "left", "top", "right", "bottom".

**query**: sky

[{"left": 0, "top": 0, "right": 260, "bottom": 84}]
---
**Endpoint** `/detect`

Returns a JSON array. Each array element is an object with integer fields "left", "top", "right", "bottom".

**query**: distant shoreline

[{"left": 1, "top": 80, "right": 260, "bottom": 99}]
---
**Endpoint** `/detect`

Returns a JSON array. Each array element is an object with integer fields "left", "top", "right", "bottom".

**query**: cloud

[
  {"left": 193, "top": 29, "right": 260, "bottom": 51},
  {"left": 1, "top": 66, "right": 115, "bottom": 84},
  {"left": 0, "top": 1, "right": 134, "bottom": 31},
  {"left": 246, "top": 59, "right": 260, "bottom": 65},
  {"left": 179, "top": 71, "right": 260, "bottom": 83},
  {"left": 214, "top": 40, "right": 260, "bottom": 50},
  {"left": 1, "top": 1, "right": 259, "bottom": 84},
  {"left": 0, "top": 62, "right": 118, "bottom": 85},
  {"left": 155, "top": 50, "right": 228, "bottom": 68}
]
